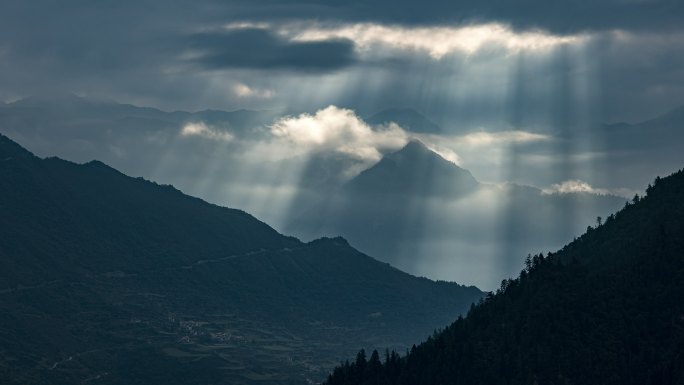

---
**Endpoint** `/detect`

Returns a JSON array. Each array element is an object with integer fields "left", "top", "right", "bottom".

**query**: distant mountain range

[
  {"left": 285, "top": 140, "right": 626, "bottom": 288},
  {"left": 0, "top": 93, "right": 282, "bottom": 182},
  {"left": 324, "top": 166, "right": 684, "bottom": 385},
  {"left": 6, "top": 93, "right": 274, "bottom": 134},
  {"left": 600, "top": 104, "right": 684, "bottom": 153},
  {"left": 2, "top": 94, "right": 682, "bottom": 287},
  {"left": 0, "top": 134, "right": 482, "bottom": 385}
]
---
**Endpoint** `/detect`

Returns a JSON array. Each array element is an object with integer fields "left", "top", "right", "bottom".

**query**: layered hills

[{"left": 0, "top": 134, "right": 482, "bottom": 385}]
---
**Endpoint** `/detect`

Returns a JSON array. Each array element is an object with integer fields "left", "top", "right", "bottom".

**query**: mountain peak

[
  {"left": 386, "top": 139, "right": 457, "bottom": 166},
  {"left": 400, "top": 138, "right": 431, "bottom": 153},
  {"left": 0, "top": 134, "right": 35, "bottom": 159},
  {"left": 345, "top": 139, "right": 479, "bottom": 197},
  {"left": 308, "top": 236, "right": 350, "bottom": 248}
]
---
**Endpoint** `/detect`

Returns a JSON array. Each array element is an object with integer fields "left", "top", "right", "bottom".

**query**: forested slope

[{"left": 325, "top": 169, "right": 684, "bottom": 385}]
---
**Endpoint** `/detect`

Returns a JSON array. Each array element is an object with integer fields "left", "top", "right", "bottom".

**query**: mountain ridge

[
  {"left": 324, "top": 167, "right": 684, "bottom": 385},
  {"left": 0, "top": 133, "right": 483, "bottom": 385}
]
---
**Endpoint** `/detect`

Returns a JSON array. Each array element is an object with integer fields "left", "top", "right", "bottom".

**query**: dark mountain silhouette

[
  {"left": 285, "top": 141, "right": 625, "bottom": 288},
  {"left": 602, "top": 104, "right": 684, "bottom": 149},
  {"left": 7, "top": 92, "right": 273, "bottom": 131},
  {"left": 0, "top": 134, "right": 482, "bottom": 385},
  {"left": 324, "top": 168, "right": 684, "bottom": 385},
  {"left": 606, "top": 104, "right": 684, "bottom": 131},
  {"left": 366, "top": 108, "right": 442, "bottom": 133},
  {"left": 345, "top": 140, "right": 479, "bottom": 198},
  {"left": 581, "top": 103, "right": 684, "bottom": 190}
]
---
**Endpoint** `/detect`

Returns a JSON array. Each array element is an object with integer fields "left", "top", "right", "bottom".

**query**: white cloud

[
  {"left": 270, "top": 105, "right": 408, "bottom": 162},
  {"left": 432, "top": 147, "right": 462, "bottom": 165},
  {"left": 452, "top": 130, "right": 550, "bottom": 146},
  {"left": 543, "top": 179, "right": 602, "bottom": 194},
  {"left": 412, "top": 130, "right": 548, "bottom": 167},
  {"left": 283, "top": 22, "right": 586, "bottom": 59},
  {"left": 397, "top": 130, "right": 553, "bottom": 182},
  {"left": 541, "top": 179, "right": 639, "bottom": 198},
  {"left": 233, "top": 83, "right": 275, "bottom": 99},
  {"left": 180, "top": 122, "right": 234, "bottom": 141},
  {"left": 223, "top": 22, "right": 271, "bottom": 30}
]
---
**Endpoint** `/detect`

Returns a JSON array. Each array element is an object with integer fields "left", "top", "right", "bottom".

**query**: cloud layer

[
  {"left": 1, "top": 0, "right": 683, "bottom": 125},
  {"left": 286, "top": 22, "right": 584, "bottom": 58}
]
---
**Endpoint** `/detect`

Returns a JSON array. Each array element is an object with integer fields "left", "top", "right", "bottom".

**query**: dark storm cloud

[
  {"left": 188, "top": 28, "right": 356, "bottom": 71},
  {"left": 0, "top": 0, "right": 683, "bottom": 119},
  {"left": 227, "top": 0, "right": 684, "bottom": 34}
]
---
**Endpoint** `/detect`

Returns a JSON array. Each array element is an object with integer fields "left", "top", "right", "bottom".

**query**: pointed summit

[
  {"left": 398, "top": 138, "right": 432, "bottom": 153},
  {"left": 0, "top": 133, "right": 35, "bottom": 160},
  {"left": 387, "top": 139, "right": 437, "bottom": 163},
  {"left": 345, "top": 139, "right": 478, "bottom": 198}
]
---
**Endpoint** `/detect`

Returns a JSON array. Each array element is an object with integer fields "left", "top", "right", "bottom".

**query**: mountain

[
  {"left": 284, "top": 141, "right": 625, "bottom": 289},
  {"left": 0, "top": 93, "right": 278, "bottom": 167},
  {"left": 366, "top": 108, "right": 442, "bottom": 133},
  {"left": 6, "top": 93, "right": 274, "bottom": 131},
  {"left": 324, "top": 168, "right": 684, "bottom": 385},
  {"left": 345, "top": 140, "right": 479, "bottom": 198},
  {"left": 0, "top": 134, "right": 483, "bottom": 385},
  {"left": 602, "top": 104, "right": 684, "bottom": 150},
  {"left": 606, "top": 104, "right": 684, "bottom": 131}
]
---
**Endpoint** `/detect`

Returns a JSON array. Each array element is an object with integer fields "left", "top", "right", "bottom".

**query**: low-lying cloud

[
  {"left": 542, "top": 179, "right": 635, "bottom": 197},
  {"left": 543, "top": 179, "right": 606, "bottom": 195},
  {"left": 180, "top": 122, "right": 234, "bottom": 141},
  {"left": 452, "top": 130, "right": 550, "bottom": 146},
  {"left": 233, "top": 83, "right": 275, "bottom": 99},
  {"left": 270, "top": 105, "right": 408, "bottom": 163},
  {"left": 541, "top": 179, "right": 636, "bottom": 198}
]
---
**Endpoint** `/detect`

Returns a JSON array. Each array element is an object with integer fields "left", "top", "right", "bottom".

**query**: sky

[
  {"left": 2, "top": 0, "right": 683, "bottom": 122},
  {"left": 1, "top": 0, "right": 683, "bottom": 288}
]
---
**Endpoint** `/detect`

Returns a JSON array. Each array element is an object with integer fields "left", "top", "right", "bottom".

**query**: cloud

[
  {"left": 2, "top": 0, "right": 684, "bottom": 133},
  {"left": 543, "top": 179, "right": 641, "bottom": 198},
  {"left": 233, "top": 83, "right": 275, "bottom": 99},
  {"left": 284, "top": 22, "right": 585, "bottom": 59},
  {"left": 233, "top": 0, "right": 684, "bottom": 35},
  {"left": 409, "top": 130, "right": 549, "bottom": 165},
  {"left": 426, "top": 145, "right": 462, "bottom": 165},
  {"left": 186, "top": 28, "right": 357, "bottom": 72},
  {"left": 270, "top": 105, "right": 408, "bottom": 162},
  {"left": 540, "top": 179, "right": 638, "bottom": 198},
  {"left": 542, "top": 179, "right": 604, "bottom": 195},
  {"left": 180, "top": 122, "right": 234, "bottom": 141},
  {"left": 452, "top": 130, "right": 550, "bottom": 146},
  {"left": 399, "top": 130, "right": 553, "bottom": 184}
]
